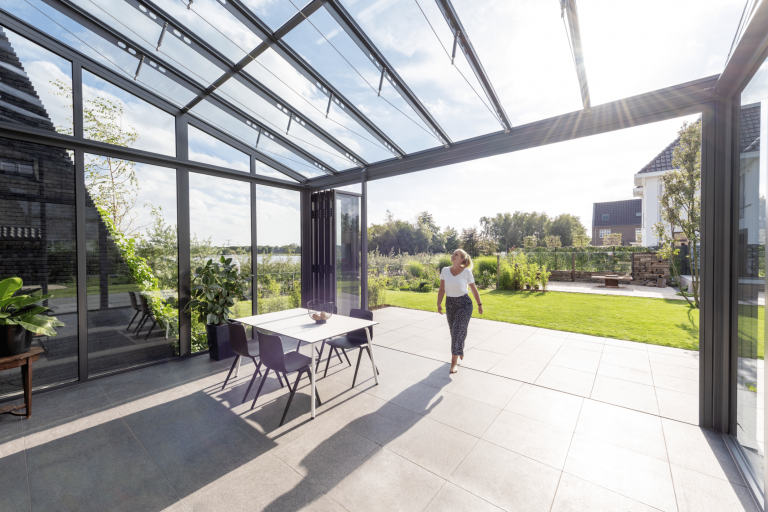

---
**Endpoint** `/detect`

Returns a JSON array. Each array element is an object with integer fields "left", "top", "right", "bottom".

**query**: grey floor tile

[
  {"left": 22, "top": 394, "right": 121, "bottom": 442},
  {"left": 473, "top": 330, "right": 531, "bottom": 355},
  {"left": 372, "top": 330, "right": 414, "bottom": 347},
  {"left": 590, "top": 376, "right": 659, "bottom": 415},
  {"left": 567, "top": 333, "right": 605, "bottom": 343},
  {"left": 449, "top": 439, "right": 561, "bottom": 512},
  {"left": 646, "top": 344, "right": 698, "bottom": 357},
  {"left": 576, "top": 400, "right": 667, "bottom": 462},
  {"left": 421, "top": 390, "right": 502, "bottom": 438},
  {"left": 437, "top": 370, "right": 524, "bottom": 409},
  {"left": 0, "top": 449, "right": 30, "bottom": 512},
  {"left": 671, "top": 464, "right": 758, "bottom": 512},
  {"left": 535, "top": 329, "right": 571, "bottom": 339},
  {"left": 459, "top": 349, "right": 506, "bottom": 372},
  {"left": 386, "top": 416, "right": 478, "bottom": 479},
  {"left": 423, "top": 482, "right": 503, "bottom": 512},
  {"left": 32, "top": 381, "right": 107, "bottom": 412},
  {"left": 656, "top": 387, "right": 698, "bottom": 424},
  {"left": 551, "top": 473, "right": 660, "bottom": 512},
  {"left": 562, "top": 339, "right": 604, "bottom": 353},
  {"left": 535, "top": 365, "right": 596, "bottom": 397},
  {"left": 488, "top": 355, "right": 548, "bottom": 383},
  {"left": 482, "top": 410, "right": 573, "bottom": 469},
  {"left": 26, "top": 418, "right": 180, "bottom": 512},
  {"left": 599, "top": 353, "right": 652, "bottom": 372},
  {"left": 597, "top": 362, "right": 655, "bottom": 386},
  {"left": 549, "top": 347, "right": 602, "bottom": 373},
  {"left": 509, "top": 340, "right": 561, "bottom": 363},
  {"left": 604, "top": 338, "right": 649, "bottom": 351},
  {"left": 601, "top": 345, "right": 649, "bottom": 359},
  {"left": 504, "top": 383, "right": 584, "bottom": 431},
  {"left": 651, "top": 361, "right": 699, "bottom": 381},
  {"left": 653, "top": 373, "right": 699, "bottom": 395},
  {"left": 648, "top": 351, "right": 699, "bottom": 369},
  {"left": 329, "top": 447, "right": 445, "bottom": 512},
  {"left": 662, "top": 419, "right": 742, "bottom": 484},
  {"left": 563, "top": 434, "right": 677, "bottom": 512}
]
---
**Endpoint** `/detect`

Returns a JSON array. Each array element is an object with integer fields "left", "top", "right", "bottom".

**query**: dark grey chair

[
  {"left": 126, "top": 291, "right": 141, "bottom": 330},
  {"left": 321, "top": 309, "right": 379, "bottom": 387},
  {"left": 314, "top": 305, "right": 350, "bottom": 371},
  {"left": 251, "top": 332, "right": 322, "bottom": 426},
  {"left": 135, "top": 294, "right": 157, "bottom": 339},
  {"left": 224, "top": 322, "right": 264, "bottom": 403}
]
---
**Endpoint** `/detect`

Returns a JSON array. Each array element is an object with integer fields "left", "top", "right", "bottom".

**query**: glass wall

[
  {"left": 189, "top": 174, "right": 252, "bottom": 352},
  {"left": 735, "top": 57, "right": 767, "bottom": 493},
  {"left": 336, "top": 193, "right": 360, "bottom": 316},
  {"left": 256, "top": 185, "right": 301, "bottom": 314},
  {"left": 85, "top": 157, "right": 178, "bottom": 377}
]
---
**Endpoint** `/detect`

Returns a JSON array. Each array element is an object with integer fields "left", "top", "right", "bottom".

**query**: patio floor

[{"left": 0, "top": 307, "right": 757, "bottom": 512}]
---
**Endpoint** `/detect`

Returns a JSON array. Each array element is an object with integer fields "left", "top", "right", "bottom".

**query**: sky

[{"left": 0, "top": 0, "right": 750, "bottom": 244}]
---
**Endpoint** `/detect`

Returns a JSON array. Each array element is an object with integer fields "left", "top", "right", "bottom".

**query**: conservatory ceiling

[{"left": 3, "top": 0, "right": 752, "bottom": 185}]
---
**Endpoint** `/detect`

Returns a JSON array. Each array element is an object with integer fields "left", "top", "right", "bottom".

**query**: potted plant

[
  {"left": 185, "top": 256, "right": 251, "bottom": 361},
  {"left": 0, "top": 277, "right": 64, "bottom": 357}
]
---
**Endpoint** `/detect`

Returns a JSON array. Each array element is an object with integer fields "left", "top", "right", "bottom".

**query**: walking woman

[{"left": 437, "top": 249, "right": 483, "bottom": 374}]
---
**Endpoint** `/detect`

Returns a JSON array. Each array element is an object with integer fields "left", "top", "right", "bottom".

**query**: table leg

[
  {"left": 308, "top": 342, "right": 316, "bottom": 419},
  {"left": 22, "top": 362, "right": 31, "bottom": 418},
  {"left": 365, "top": 329, "right": 379, "bottom": 385}
]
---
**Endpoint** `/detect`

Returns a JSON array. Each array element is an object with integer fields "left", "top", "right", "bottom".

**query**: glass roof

[{"left": 2, "top": 0, "right": 750, "bottom": 184}]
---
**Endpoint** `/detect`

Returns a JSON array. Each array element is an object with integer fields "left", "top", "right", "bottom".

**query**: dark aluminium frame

[{"left": 1, "top": 1, "right": 768, "bottom": 505}]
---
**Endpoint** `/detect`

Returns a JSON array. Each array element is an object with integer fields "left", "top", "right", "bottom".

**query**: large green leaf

[
  {"left": 15, "top": 315, "right": 57, "bottom": 336},
  {"left": 0, "top": 278, "right": 22, "bottom": 301},
  {"left": 11, "top": 305, "right": 49, "bottom": 319}
]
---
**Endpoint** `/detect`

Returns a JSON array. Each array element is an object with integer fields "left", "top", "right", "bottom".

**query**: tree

[
  {"left": 572, "top": 233, "right": 591, "bottom": 248},
  {"left": 653, "top": 121, "right": 701, "bottom": 308},
  {"left": 523, "top": 235, "right": 537, "bottom": 249},
  {"left": 460, "top": 227, "right": 480, "bottom": 257},
  {"left": 603, "top": 233, "right": 622, "bottom": 246},
  {"left": 545, "top": 235, "right": 562, "bottom": 248},
  {"left": 547, "top": 214, "right": 586, "bottom": 247},
  {"left": 444, "top": 226, "right": 460, "bottom": 253},
  {"left": 51, "top": 80, "right": 141, "bottom": 237},
  {"left": 417, "top": 211, "right": 446, "bottom": 252},
  {"left": 480, "top": 213, "right": 513, "bottom": 250}
]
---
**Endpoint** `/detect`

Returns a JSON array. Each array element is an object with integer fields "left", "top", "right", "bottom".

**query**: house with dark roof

[
  {"left": 591, "top": 199, "right": 642, "bottom": 246},
  {"left": 634, "top": 104, "right": 763, "bottom": 245}
]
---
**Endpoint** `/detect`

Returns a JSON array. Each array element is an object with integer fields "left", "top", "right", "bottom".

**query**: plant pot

[
  {"left": 206, "top": 324, "right": 235, "bottom": 361},
  {"left": 0, "top": 325, "right": 32, "bottom": 357}
]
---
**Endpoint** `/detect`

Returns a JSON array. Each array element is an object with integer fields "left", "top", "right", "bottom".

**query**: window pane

[
  {"left": 189, "top": 125, "right": 250, "bottom": 173},
  {"left": 85, "top": 158, "right": 179, "bottom": 376},
  {"left": 256, "top": 185, "right": 300, "bottom": 314},
  {"left": 336, "top": 193, "right": 360, "bottom": 316},
  {"left": 83, "top": 69, "right": 176, "bottom": 157},
  {"left": 0, "top": 138, "right": 78, "bottom": 397},
  {"left": 734, "top": 56, "right": 767, "bottom": 494},
  {"left": 189, "top": 173, "right": 252, "bottom": 352}
]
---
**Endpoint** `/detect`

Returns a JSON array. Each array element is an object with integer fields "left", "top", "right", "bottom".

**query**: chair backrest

[
  {"left": 128, "top": 291, "right": 138, "bottom": 310},
  {"left": 227, "top": 321, "right": 255, "bottom": 357},
  {"left": 138, "top": 294, "right": 152, "bottom": 314},
  {"left": 257, "top": 332, "right": 287, "bottom": 373},
  {"left": 348, "top": 308, "right": 373, "bottom": 341}
]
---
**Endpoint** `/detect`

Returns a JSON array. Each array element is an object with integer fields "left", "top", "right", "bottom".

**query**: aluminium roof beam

[
  {"left": 40, "top": 0, "right": 337, "bottom": 176},
  {"left": 217, "top": 0, "right": 406, "bottom": 158},
  {"left": 434, "top": 0, "right": 511, "bottom": 132},
  {"left": 125, "top": 0, "right": 367, "bottom": 168},
  {"left": 560, "top": 0, "right": 591, "bottom": 111},
  {"left": 323, "top": 0, "right": 453, "bottom": 147}
]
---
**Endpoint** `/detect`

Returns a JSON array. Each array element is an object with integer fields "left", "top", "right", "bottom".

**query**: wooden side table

[{"left": 0, "top": 347, "right": 43, "bottom": 418}]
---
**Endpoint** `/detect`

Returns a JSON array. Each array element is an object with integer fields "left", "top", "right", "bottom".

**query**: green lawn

[{"left": 386, "top": 289, "right": 705, "bottom": 352}]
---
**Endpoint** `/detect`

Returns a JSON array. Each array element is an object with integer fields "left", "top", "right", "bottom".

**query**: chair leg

[
  {"left": 334, "top": 347, "right": 344, "bottom": 364},
  {"left": 365, "top": 346, "right": 380, "bottom": 375},
  {"left": 144, "top": 319, "right": 157, "bottom": 340},
  {"left": 352, "top": 347, "right": 364, "bottom": 388},
  {"left": 341, "top": 348, "right": 351, "bottom": 366},
  {"left": 222, "top": 355, "right": 240, "bottom": 390},
  {"left": 251, "top": 358, "right": 262, "bottom": 377},
  {"left": 250, "top": 368, "right": 270, "bottom": 409},
  {"left": 126, "top": 310, "right": 139, "bottom": 330},
  {"left": 134, "top": 314, "right": 147, "bottom": 334},
  {"left": 276, "top": 372, "right": 285, "bottom": 388},
  {"left": 280, "top": 369, "right": 303, "bottom": 427},
  {"left": 315, "top": 341, "right": 325, "bottom": 372},
  {"left": 323, "top": 345, "right": 333, "bottom": 378}
]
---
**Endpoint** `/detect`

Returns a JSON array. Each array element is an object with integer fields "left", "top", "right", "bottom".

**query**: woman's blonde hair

[{"left": 454, "top": 249, "right": 473, "bottom": 270}]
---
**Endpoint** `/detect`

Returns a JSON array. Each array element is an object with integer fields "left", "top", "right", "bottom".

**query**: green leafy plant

[
  {"left": 368, "top": 274, "right": 388, "bottom": 309},
  {"left": 186, "top": 256, "right": 252, "bottom": 325},
  {"left": 0, "top": 278, "right": 64, "bottom": 336},
  {"left": 406, "top": 260, "right": 424, "bottom": 279},
  {"left": 539, "top": 266, "right": 551, "bottom": 291}
]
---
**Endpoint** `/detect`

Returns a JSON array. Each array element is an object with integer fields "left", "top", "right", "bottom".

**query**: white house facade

[{"left": 633, "top": 103, "right": 765, "bottom": 247}]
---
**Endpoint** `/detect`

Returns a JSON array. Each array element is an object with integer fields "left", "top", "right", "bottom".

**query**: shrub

[
  {"left": 474, "top": 255, "right": 498, "bottom": 276},
  {"left": 498, "top": 261, "right": 514, "bottom": 290},
  {"left": 436, "top": 254, "right": 452, "bottom": 272},
  {"left": 539, "top": 266, "right": 551, "bottom": 290},
  {"left": 368, "top": 274, "right": 387, "bottom": 308},
  {"left": 476, "top": 270, "right": 494, "bottom": 288},
  {"left": 406, "top": 260, "right": 424, "bottom": 279}
]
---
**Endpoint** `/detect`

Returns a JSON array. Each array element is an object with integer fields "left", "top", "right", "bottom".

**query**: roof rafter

[
  {"left": 40, "top": 0, "right": 337, "bottom": 176},
  {"left": 434, "top": 0, "right": 511, "bottom": 132},
  {"left": 124, "top": 0, "right": 367, "bottom": 168},
  {"left": 217, "top": 0, "right": 406, "bottom": 157},
  {"left": 323, "top": 0, "right": 452, "bottom": 147},
  {"left": 560, "top": 0, "right": 591, "bottom": 111}
]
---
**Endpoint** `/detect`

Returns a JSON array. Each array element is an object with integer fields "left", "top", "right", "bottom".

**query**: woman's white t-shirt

[{"left": 440, "top": 267, "right": 475, "bottom": 297}]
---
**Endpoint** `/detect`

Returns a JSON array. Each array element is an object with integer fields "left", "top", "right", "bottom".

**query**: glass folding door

[{"left": 335, "top": 192, "right": 360, "bottom": 316}]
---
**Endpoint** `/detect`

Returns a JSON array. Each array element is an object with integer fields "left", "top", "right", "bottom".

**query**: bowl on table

[{"left": 307, "top": 300, "right": 334, "bottom": 324}]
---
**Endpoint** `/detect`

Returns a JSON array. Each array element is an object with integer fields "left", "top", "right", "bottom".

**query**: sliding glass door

[{"left": 335, "top": 192, "right": 360, "bottom": 316}]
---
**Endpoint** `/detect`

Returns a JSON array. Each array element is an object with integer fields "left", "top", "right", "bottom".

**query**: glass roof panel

[
  {"left": 240, "top": 0, "right": 300, "bottom": 33},
  {"left": 329, "top": 2, "right": 501, "bottom": 141},
  {"left": 279, "top": 12, "right": 440, "bottom": 153},
  {"left": 225, "top": 61, "right": 394, "bottom": 163},
  {"left": 256, "top": 161, "right": 298, "bottom": 183},
  {"left": 189, "top": 125, "right": 250, "bottom": 172},
  {"left": 577, "top": 0, "right": 744, "bottom": 106},
  {"left": 425, "top": 0, "right": 583, "bottom": 127}
]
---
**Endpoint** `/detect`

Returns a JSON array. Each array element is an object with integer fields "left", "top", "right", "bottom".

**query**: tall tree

[
  {"left": 444, "top": 226, "right": 460, "bottom": 253},
  {"left": 653, "top": 121, "right": 701, "bottom": 308},
  {"left": 547, "top": 214, "right": 586, "bottom": 247},
  {"left": 460, "top": 227, "right": 480, "bottom": 257}
]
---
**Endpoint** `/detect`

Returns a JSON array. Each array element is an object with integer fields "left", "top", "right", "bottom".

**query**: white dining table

[{"left": 235, "top": 308, "right": 379, "bottom": 418}]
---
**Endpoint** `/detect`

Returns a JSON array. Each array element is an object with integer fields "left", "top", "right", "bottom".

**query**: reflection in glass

[
  {"left": 189, "top": 125, "right": 250, "bottom": 172},
  {"left": 83, "top": 70, "right": 176, "bottom": 157},
  {"left": 189, "top": 174, "right": 252, "bottom": 352},
  {"left": 735, "top": 57, "right": 767, "bottom": 492},
  {"left": 256, "top": 185, "right": 301, "bottom": 314},
  {"left": 336, "top": 193, "right": 360, "bottom": 316},
  {"left": 85, "top": 158, "right": 179, "bottom": 376}
]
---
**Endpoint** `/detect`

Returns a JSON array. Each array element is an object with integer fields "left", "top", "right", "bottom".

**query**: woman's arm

[
  {"left": 468, "top": 283, "right": 484, "bottom": 314},
  {"left": 437, "top": 280, "right": 445, "bottom": 314}
]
